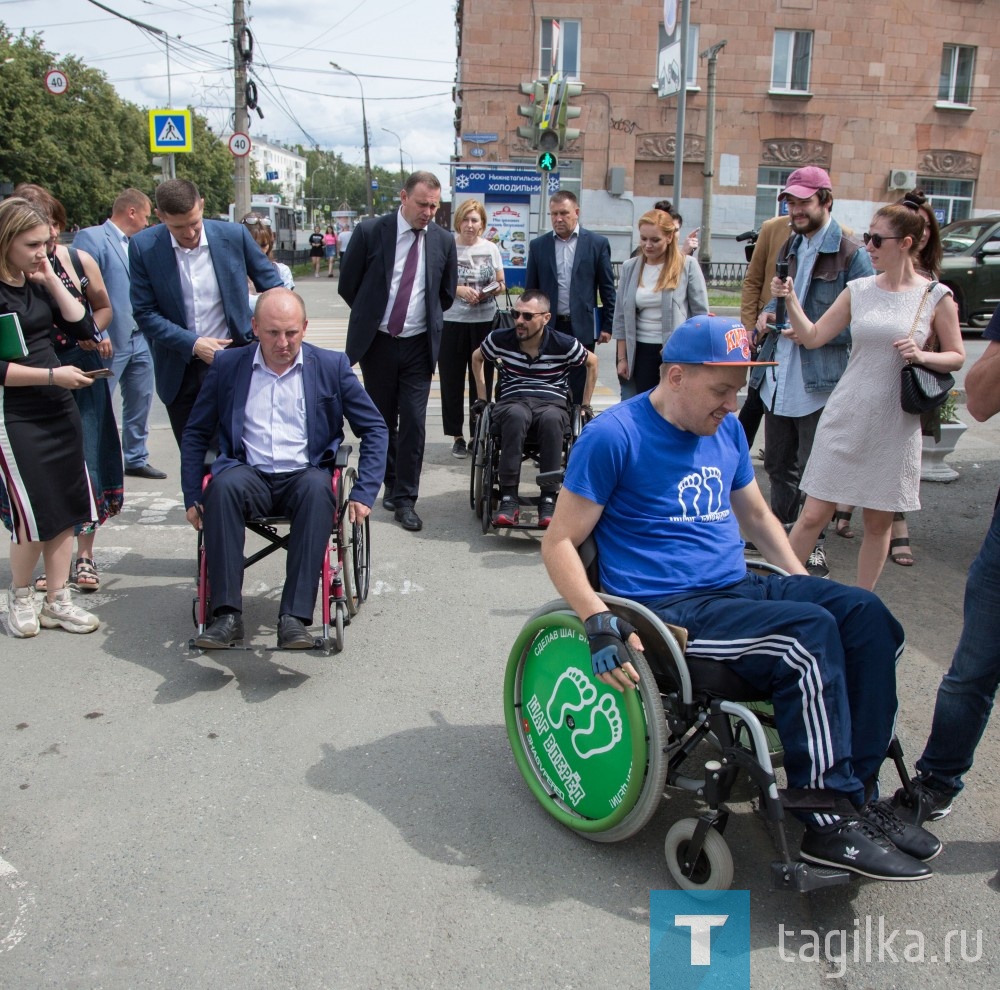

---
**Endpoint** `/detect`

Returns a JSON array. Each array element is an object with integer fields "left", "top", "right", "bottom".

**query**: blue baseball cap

[{"left": 661, "top": 315, "right": 777, "bottom": 366}]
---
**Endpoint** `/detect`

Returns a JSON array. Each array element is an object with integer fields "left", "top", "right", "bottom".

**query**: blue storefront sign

[{"left": 453, "top": 167, "right": 560, "bottom": 197}]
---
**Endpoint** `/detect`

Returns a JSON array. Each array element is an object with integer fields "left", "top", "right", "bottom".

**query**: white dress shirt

[
  {"left": 171, "top": 227, "right": 228, "bottom": 344},
  {"left": 554, "top": 227, "right": 579, "bottom": 317},
  {"left": 379, "top": 210, "right": 428, "bottom": 338},
  {"left": 242, "top": 348, "right": 308, "bottom": 473}
]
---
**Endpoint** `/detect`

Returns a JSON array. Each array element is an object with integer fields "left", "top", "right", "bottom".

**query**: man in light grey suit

[
  {"left": 74, "top": 188, "right": 166, "bottom": 479},
  {"left": 129, "top": 179, "right": 283, "bottom": 451}
]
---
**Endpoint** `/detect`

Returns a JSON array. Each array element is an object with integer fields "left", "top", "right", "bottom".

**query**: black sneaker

[
  {"left": 861, "top": 801, "right": 942, "bottom": 861},
  {"left": 493, "top": 496, "right": 519, "bottom": 526},
  {"left": 890, "top": 777, "right": 955, "bottom": 826},
  {"left": 799, "top": 817, "right": 932, "bottom": 881},
  {"left": 806, "top": 542, "right": 829, "bottom": 578},
  {"left": 451, "top": 438, "right": 468, "bottom": 459},
  {"left": 537, "top": 496, "right": 556, "bottom": 528}
]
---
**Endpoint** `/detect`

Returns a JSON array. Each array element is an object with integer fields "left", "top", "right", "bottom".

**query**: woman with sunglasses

[
  {"left": 772, "top": 202, "right": 964, "bottom": 590},
  {"left": 242, "top": 214, "right": 294, "bottom": 304},
  {"left": 613, "top": 208, "right": 707, "bottom": 398}
]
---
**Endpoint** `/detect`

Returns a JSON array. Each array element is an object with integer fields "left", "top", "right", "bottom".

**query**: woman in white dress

[{"left": 772, "top": 202, "right": 964, "bottom": 591}]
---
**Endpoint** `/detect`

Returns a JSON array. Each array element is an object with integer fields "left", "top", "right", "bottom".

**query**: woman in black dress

[{"left": 0, "top": 198, "right": 101, "bottom": 638}]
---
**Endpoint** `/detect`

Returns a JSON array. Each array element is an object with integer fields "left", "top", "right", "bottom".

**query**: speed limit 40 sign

[
  {"left": 228, "top": 133, "right": 252, "bottom": 157},
  {"left": 45, "top": 70, "right": 69, "bottom": 95}
]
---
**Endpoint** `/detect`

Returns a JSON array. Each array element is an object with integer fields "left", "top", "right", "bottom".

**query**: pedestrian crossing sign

[{"left": 149, "top": 109, "right": 192, "bottom": 153}]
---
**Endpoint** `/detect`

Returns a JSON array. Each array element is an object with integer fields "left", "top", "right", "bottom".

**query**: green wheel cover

[{"left": 504, "top": 613, "right": 648, "bottom": 832}]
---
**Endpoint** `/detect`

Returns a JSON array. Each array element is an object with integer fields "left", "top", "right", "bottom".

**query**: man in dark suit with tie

[
  {"left": 525, "top": 190, "right": 616, "bottom": 404},
  {"left": 338, "top": 171, "right": 458, "bottom": 533},
  {"left": 181, "top": 289, "right": 388, "bottom": 650},
  {"left": 73, "top": 188, "right": 167, "bottom": 479},
  {"left": 129, "top": 179, "right": 283, "bottom": 451}
]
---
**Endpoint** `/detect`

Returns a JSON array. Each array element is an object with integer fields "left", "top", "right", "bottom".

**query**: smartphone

[
  {"left": 84, "top": 368, "right": 114, "bottom": 380},
  {"left": 480, "top": 281, "right": 500, "bottom": 294}
]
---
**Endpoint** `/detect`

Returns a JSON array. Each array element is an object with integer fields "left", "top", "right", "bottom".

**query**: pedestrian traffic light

[
  {"left": 517, "top": 80, "right": 546, "bottom": 148},
  {"left": 537, "top": 151, "right": 558, "bottom": 172},
  {"left": 556, "top": 81, "right": 584, "bottom": 150}
]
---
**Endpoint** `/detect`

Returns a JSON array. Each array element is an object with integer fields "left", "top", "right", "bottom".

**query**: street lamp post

[
  {"left": 381, "top": 127, "right": 406, "bottom": 190},
  {"left": 330, "top": 63, "right": 374, "bottom": 217},
  {"left": 310, "top": 165, "right": 327, "bottom": 225}
]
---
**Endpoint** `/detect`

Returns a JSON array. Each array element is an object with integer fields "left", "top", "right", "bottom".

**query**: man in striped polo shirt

[{"left": 471, "top": 289, "right": 597, "bottom": 527}]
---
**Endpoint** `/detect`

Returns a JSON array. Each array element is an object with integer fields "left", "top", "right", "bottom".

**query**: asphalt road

[{"left": 1, "top": 278, "right": 998, "bottom": 989}]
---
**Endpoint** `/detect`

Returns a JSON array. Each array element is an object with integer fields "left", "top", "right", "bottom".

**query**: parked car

[{"left": 939, "top": 215, "right": 1000, "bottom": 326}]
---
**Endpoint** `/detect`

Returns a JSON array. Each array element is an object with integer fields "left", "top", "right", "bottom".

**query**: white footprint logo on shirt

[
  {"left": 677, "top": 473, "right": 703, "bottom": 518},
  {"left": 570, "top": 695, "right": 624, "bottom": 759},
  {"left": 701, "top": 466, "right": 723, "bottom": 513}
]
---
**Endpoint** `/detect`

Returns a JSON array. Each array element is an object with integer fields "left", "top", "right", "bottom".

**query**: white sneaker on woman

[
  {"left": 40, "top": 588, "right": 99, "bottom": 634},
  {"left": 6, "top": 585, "right": 40, "bottom": 638}
]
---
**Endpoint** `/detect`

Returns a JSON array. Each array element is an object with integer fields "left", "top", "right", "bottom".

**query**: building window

[
  {"left": 771, "top": 30, "right": 812, "bottom": 93},
  {"left": 938, "top": 45, "right": 975, "bottom": 106},
  {"left": 919, "top": 176, "right": 974, "bottom": 225},
  {"left": 540, "top": 18, "right": 581, "bottom": 79},
  {"left": 754, "top": 166, "right": 800, "bottom": 228},
  {"left": 656, "top": 23, "right": 699, "bottom": 88}
]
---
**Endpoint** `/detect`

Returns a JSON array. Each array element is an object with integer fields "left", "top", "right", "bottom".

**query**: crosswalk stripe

[{"left": 304, "top": 320, "right": 618, "bottom": 411}]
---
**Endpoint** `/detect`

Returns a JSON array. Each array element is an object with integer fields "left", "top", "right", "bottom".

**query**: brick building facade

[{"left": 453, "top": 0, "right": 997, "bottom": 261}]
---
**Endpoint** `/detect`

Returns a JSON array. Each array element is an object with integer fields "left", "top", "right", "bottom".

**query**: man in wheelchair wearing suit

[
  {"left": 471, "top": 289, "right": 597, "bottom": 528},
  {"left": 541, "top": 314, "right": 941, "bottom": 882},
  {"left": 181, "top": 289, "right": 388, "bottom": 650}
]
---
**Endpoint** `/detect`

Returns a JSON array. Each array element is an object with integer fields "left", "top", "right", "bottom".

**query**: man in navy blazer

[
  {"left": 338, "top": 171, "right": 457, "bottom": 533},
  {"left": 181, "top": 289, "right": 388, "bottom": 650},
  {"left": 130, "top": 179, "right": 282, "bottom": 451},
  {"left": 525, "top": 190, "right": 616, "bottom": 404},
  {"left": 74, "top": 188, "right": 167, "bottom": 479}
]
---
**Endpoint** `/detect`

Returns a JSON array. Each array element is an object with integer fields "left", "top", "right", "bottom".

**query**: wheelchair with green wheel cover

[{"left": 504, "top": 546, "right": 880, "bottom": 894}]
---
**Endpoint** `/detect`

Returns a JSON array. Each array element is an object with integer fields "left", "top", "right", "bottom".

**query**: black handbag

[
  {"left": 492, "top": 288, "right": 516, "bottom": 331},
  {"left": 899, "top": 282, "right": 954, "bottom": 415}
]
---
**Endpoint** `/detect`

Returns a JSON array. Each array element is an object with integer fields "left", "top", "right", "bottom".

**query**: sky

[{"left": 4, "top": 0, "right": 459, "bottom": 188}]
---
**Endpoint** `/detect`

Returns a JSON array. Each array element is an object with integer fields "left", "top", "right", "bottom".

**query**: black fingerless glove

[{"left": 584, "top": 611, "right": 636, "bottom": 677}]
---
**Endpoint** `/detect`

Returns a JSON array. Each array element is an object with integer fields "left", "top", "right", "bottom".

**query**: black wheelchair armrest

[
  {"left": 334, "top": 444, "right": 353, "bottom": 468},
  {"left": 536, "top": 469, "right": 564, "bottom": 488}
]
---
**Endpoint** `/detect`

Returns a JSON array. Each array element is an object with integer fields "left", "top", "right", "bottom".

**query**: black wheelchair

[
  {"left": 505, "top": 551, "right": 918, "bottom": 893},
  {"left": 469, "top": 397, "right": 586, "bottom": 534},
  {"left": 190, "top": 447, "right": 370, "bottom": 655}
]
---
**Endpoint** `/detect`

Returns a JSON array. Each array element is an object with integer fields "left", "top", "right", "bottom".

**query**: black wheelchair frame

[
  {"left": 469, "top": 398, "right": 584, "bottom": 534},
  {"left": 190, "top": 446, "right": 370, "bottom": 655}
]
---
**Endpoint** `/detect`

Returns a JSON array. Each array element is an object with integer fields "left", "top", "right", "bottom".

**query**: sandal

[
  {"left": 888, "top": 538, "right": 915, "bottom": 567},
  {"left": 833, "top": 510, "right": 855, "bottom": 539},
  {"left": 73, "top": 556, "right": 100, "bottom": 591}
]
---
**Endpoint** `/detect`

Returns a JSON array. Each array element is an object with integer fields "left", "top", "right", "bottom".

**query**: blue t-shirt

[{"left": 563, "top": 395, "right": 754, "bottom": 599}]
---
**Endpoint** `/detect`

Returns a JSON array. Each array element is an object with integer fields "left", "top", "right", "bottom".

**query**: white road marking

[{"left": 0, "top": 855, "right": 32, "bottom": 952}]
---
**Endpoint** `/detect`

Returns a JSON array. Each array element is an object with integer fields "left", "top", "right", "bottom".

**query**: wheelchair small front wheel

[
  {"left": 664, "top": 819, "right": 734, "bottom": 892},
  {"left": 333, "top": 602, "right": 346, "bottom": 653}
]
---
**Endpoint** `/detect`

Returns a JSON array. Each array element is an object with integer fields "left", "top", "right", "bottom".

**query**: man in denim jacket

[{"left": 748, "top": 167, "right": 873, "bottom": 575}]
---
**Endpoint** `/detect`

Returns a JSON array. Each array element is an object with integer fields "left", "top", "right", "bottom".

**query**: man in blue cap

[{"left": 541, "top": 314, "right": 940, "bottom": 883}]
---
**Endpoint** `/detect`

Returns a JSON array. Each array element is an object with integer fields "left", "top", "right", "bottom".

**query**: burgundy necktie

[{"left": 387, "top": 229, "right": 422, "bottom": 337}]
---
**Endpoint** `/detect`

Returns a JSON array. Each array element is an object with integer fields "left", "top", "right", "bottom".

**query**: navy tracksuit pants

[{"left": 640, "top": 572, "right": 904, "bottom": 819}]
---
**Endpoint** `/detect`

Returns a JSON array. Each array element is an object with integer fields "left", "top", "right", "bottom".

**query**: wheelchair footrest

[
  {"left": 779, "top": 788, "right": 857, "bottom": 815},
  {"left": 771, "top": 860, "right": 852, "bottom": 892}
]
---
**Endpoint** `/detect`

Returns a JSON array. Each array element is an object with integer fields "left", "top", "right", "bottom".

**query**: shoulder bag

[
  {"left": 492, "top": 287, "right": 516, "bottom": 332},
  {"left": 899, "top": 282, "right": 954, "bottom": 415}
]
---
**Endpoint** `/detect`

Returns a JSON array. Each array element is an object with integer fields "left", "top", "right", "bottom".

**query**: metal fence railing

[{"left": 611, "top": 260, "right": 748, "bottom": 290}]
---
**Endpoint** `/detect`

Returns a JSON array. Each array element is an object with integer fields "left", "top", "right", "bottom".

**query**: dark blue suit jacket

[
  {"left": 525, "top": 226, "right": 616, "bottom": 343},
  {"left": 129, "top": 219, "right": 282, "bottom": 406},
  {"left": 338, "top": 211, "right": 457, "bottom": 366},
  {"left": 180, "top": 342, "right": 389, "bottom": 511}
]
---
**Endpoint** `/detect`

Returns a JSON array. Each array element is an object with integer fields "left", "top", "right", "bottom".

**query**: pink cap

[{"left": 780, "top": 166, "right": 832, "bottom": 200}]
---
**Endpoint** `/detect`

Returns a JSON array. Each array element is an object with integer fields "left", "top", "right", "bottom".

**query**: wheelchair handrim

[{"left": 504, "top": 613, "right": 647, "bottom": 833}]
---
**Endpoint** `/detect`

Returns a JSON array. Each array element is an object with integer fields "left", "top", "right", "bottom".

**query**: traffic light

[
  {"left": 537, "top": 151, "right": 558, "bottom": 172},
  {"left": 517, "top": 80, "right": 546, "bottom": 148},
  {"left": 556, "top": 81, "right": 584, "bottom": 149}
]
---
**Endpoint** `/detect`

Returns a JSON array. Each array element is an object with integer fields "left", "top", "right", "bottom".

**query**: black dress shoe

[
  {"left": 194, "top": 612, "right": 243, "bottom": 649},
  {"left": 382, "top": 495, "right": 397, "bottom": 511},
  {"left": 124, "top": 464, "right": 167, "bottom": 480},
  {"left": 394, "top": 506, "right": 423, "bottom": 531},
  {"left": 277, "top": 614, "right": 315, "bottom": 650}
]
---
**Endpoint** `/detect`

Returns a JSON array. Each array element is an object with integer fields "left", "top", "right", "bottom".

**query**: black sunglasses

[
  {"left": 513, "top": 311, "right": 544, "bottom": 322},
  {"left": 863, "top": 232, "right": 902, "bottom": 248}
]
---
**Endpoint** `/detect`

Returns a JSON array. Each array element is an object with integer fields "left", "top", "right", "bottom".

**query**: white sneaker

[
  {"left": 6, "top": 585, "right": 40, "bottom": 638},
  {"left": 39, "top": 588, "right": 99, "bottom": 634}
]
